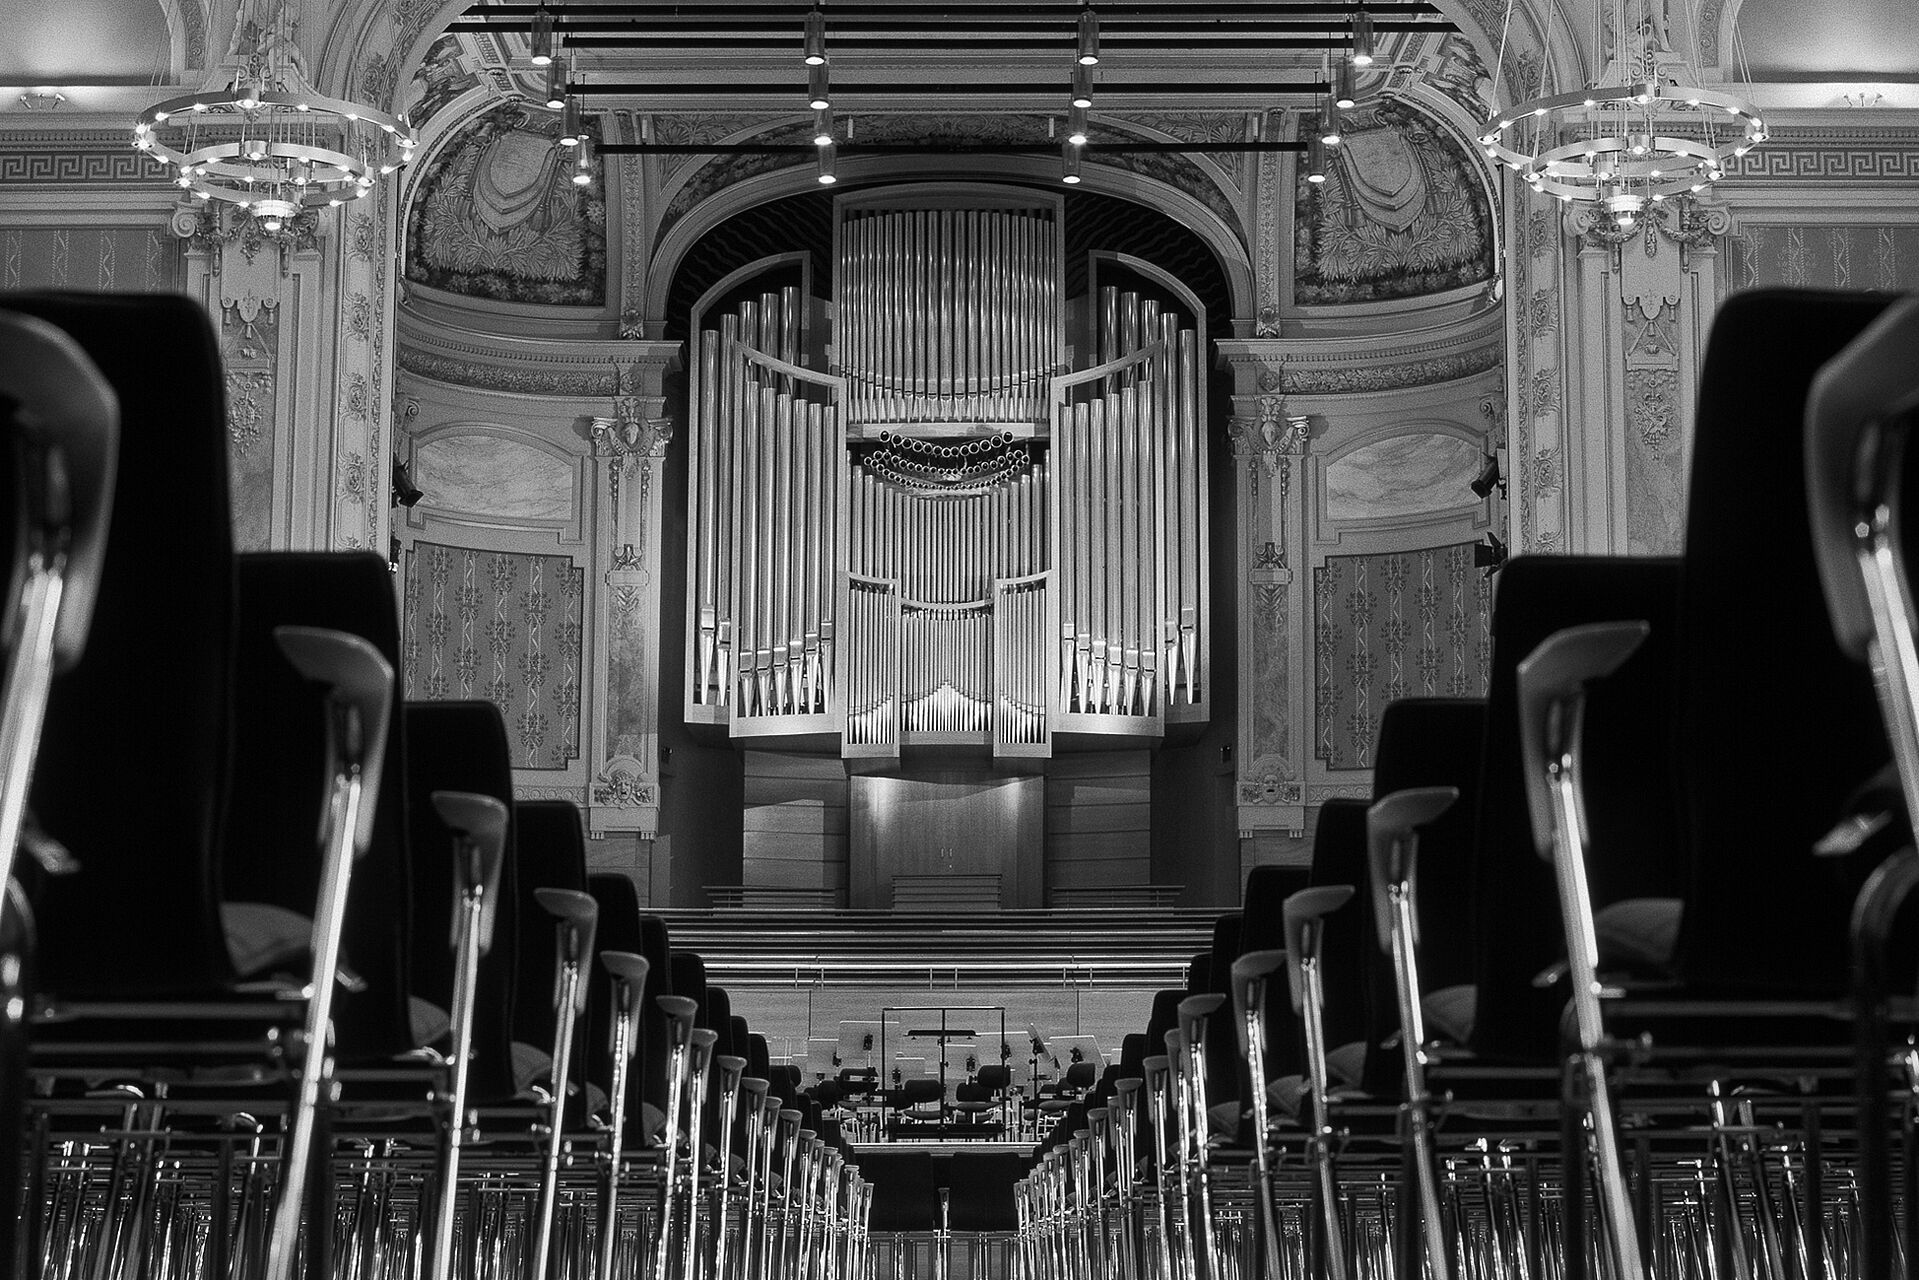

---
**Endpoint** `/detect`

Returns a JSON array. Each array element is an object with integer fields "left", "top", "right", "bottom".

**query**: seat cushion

[
  {"left": 1421, "top": 984, "right": 1477, "bottom": 1045},
  {"left": 1595, "top": 896, "right": 1683, "bottom": 975},
  {"left": 221, "top": 902, "right": 312, "bottom": 979}
]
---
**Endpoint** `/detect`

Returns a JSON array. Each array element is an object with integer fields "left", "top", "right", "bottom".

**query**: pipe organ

[{"left": 685, "top": 186, "right": 1208, "bottom": 760}]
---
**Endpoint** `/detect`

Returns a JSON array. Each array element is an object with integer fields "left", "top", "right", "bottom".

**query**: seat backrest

[
  {"left": 1304, "top": 798, "right": 1376, "bottom": 1054},
  {"left": 404, "top": 700, "right": 520, "bottom": 1100},
  {"left": 1365, "top": 696, "right": 1486, "bottom": 1093},
  {"left": 586, "top": 872, "right": 646, "bottom": 1110},
  {"left": 1467, "top": 555, "right": 1684, "bottom": 1061},
  {"left": 511, "top": 800, "right": 589, "bottom": 1052},
  {"left": 226, "top": 551, "right": 415, "bottom": 1058},
  {"left": 1674, "top": 288, "right": 1897, "bottom": 995},
  {"left": 1201, "top": 912, "right": 1242, "bottom": 1109},
  {"left": 1238, "top": 864, "right": 1310, "bottom": 1080},
  {"left": 636, "top": 914, "right": 676, "bottom": 1112},
  {"left": 8, "top": 293, "right": 236, "bottom": 998}
]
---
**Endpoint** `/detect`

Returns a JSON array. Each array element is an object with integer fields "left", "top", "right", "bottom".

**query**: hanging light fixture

[
  {"left": 1305, "top": 135, "right": 1328, "bottom": 184},
  {"left": 1067, "top": 105, "right": 1090, "bottom": 147},
  {"left": 1479, "top": 0, "right": 1763, "bottom": 230},
  {"left": 1061, "top": 141, "right": 1083, "bottom": 184},
  {"left": 571, "top": 130, "right": 594, "bottom": 186},
  {"left": 530, "top": 3, "right": 556, "bottom": 66},
  {"left": 812, "top": 108, "right": 836, "bottom": 147},
  {"left": 1070, "top": 65, "right": 1094, "bottom": 110},
  {"left": 1317, "top": 108, "right": 1343, "bottom": 147},
  {"left": 560, "top": 97, "right": 584, "bottom": 148},
  {"left": 1076, "top": 4, "right": 1100, "bottom": 67},
  {"left": 817, "top": 140, "right": 838, "bottom": 184},
  {"left": 543, "top": 60, "right": 567, "bottom": 111},
  {"left": 1350, "top": 5, "right": 1375, "bottom": 67},
  {"left": 807, "top": 63, "right": 831, "bottom": 111},
  {"left": 803, "top": 5, "right": 828, "bottom": 66},
  {"left": 1333, "top": 61, "right": 1357, "bottom": 110},
  {"left": 131, "top": 0, "right": 414, "bottom": 224}
]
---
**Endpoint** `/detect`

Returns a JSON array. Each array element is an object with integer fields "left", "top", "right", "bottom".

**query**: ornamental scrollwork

[{"left": 592, "top": 757, "right": 656, "bottom": 809}]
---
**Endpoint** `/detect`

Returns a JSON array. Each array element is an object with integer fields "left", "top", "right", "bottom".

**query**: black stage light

[
  {"left": 392, "top": 457, "right": 424, "bottom": 508},
  {"left": 1474, "top": 532, "right": 1508, "bottom": 577},
  {"left": 1470, "top": 452, "right": 1504, "bottom": 498}
]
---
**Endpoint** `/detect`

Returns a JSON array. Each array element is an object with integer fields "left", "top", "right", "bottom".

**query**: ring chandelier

[
  {"left": 131, "top": 7, "right": 416, "bottom": 231},
  {"left": 1477, "top": 0, "right": 1765, "bottom": 228}
]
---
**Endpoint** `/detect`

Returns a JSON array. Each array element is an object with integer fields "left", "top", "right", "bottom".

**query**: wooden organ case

[{"left": 683, "top": 185, "right": 1209, "bottom": 773}]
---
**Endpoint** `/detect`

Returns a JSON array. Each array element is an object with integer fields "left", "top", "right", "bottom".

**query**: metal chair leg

[
  {"left": 530, "top": 889, "right": 598, "bottom": 1280},
  {"left": 423, "top": 792, "right": 509, "bottom": 1280},
  {"left": 1366, "top": 787, "right": 1460, "bottom": 1280}
]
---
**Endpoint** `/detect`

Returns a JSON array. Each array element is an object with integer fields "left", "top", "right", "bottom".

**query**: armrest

[
  {"left": 430, "top": 790, "right": 508, "bottom": 954},
  {"left": 1365, "top": 788, "right": 1457, "bottom": 954},
  {"left": 1515, "top": 622, "right": 1649, "bottom": 861},
  {"left": 1283, "top": 886, "right": 1355, "bottom": 1013},
  {"left": 533, "top": 888, "right": 598, "bottom": 1012},
  {"left": 277, "top": 626, "right": 394, "bottom": 856},
  {"left": 1229, "top": 949, "right": 1286, "bottom": 1055},
  {"left": 0, "top": 309, "right": 118, "bottom": 671}
]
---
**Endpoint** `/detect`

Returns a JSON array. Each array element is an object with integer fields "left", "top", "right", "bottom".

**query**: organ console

[{"left": 684, "top": 184, "right": 1209, "bottom": 759}]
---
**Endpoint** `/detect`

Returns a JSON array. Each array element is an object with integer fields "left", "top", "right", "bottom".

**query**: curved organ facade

[{"left": 684, "top": 185, "right": 1208, "bottom": 760}]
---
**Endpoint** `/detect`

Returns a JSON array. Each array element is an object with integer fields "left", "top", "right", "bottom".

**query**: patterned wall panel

[
  {"left": 1727, "top": 224, "right": 1919, "bottom": 292},
  {"left": 0, "top": 225, "right": 179, "bottom": 293},
  {"left": 403, "top": 542, "right": 586, "bottom": 770},
  {"left": 1312, "top": 542, "right": 1492, "bottom": 770}
]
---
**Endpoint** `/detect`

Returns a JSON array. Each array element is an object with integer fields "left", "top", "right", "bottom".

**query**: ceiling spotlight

[
  {"left": 1076, "top": 4, "right": 1100, "bottom": 66},
  {"left": 1334, "top": 61, "right": 1357, "bottom": 110},
  {"left": 813, "top": 108, "right": 835, "bottom": 147},
  {"left": 543, "top": 61, "right": 566, "bottom": 111},
  {"left": 1070, "top": 65, "right": 1094, "bottom": 110},
  {"left": 1351, "top": 6, "right": 1375, "bottom": 66},
  {"left": 1469, "top": 452, "right": 1504, "bottom": 499},
  {"left": 1473, "top": 532, "right": 1508, "bottom": 577},
  {"left": 530, "top": 4, "right": 555, "bottom": 66},
  {"left": 1061, "top": 142, "right": 1082, "bottom": 184},
  {"left": 808, "top": 63, "right": 831, "bottom": 111},
  {"left": 1305, "top": 135, "right": 1328, "bottom": 184},
  {"left": 572, "top": 132, "right": 593, "bottom": 185},
  {"left": 560, "top": 98, "right": 583, "bottom": 147},
  {"left": 803, "top": 5, "right": 827, "bottom": 66},
  {"left": 817, "top": 140, "right": 837, "bottom": 184},
  {"left": 1067, "top": 105, "right": 1089, "bottom": 146}
]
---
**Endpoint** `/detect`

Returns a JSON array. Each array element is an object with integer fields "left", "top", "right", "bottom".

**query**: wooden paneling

[
  {"left": 1044, "top": 749, "right": 1151, "bottom": 898},
  {"left": 741, "top": 750, "right": 848, "bottom": 898},
  {"left": 849, "top": 766, "right": 1043, "bottom": 909}
]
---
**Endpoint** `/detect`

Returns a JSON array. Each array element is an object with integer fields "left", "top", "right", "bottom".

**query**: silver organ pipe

[{"left": 685, "top": 196, "right": 1206, "bottom": 759}]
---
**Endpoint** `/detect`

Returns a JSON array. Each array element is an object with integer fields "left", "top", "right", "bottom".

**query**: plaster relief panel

[
  {"left": 414, "top": 432, "right": 578, "bottom": 525},
  {"left": 1324, "top": 433, "right": 1485, "bottom": 523}
]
